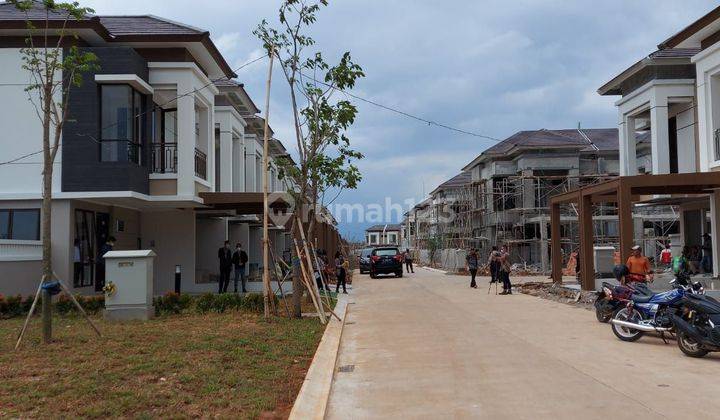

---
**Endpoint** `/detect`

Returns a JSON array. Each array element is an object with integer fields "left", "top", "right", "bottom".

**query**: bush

[
  {"left": 1, "top": 295, "right": 24, "bottom": 318},
  {"left": 55, "top": 294, "right": 75, "bottom": 315},
  {"left": 241, "top": 293, "right": 266, "bottom": 313},
  {"left": 195, "top": 293, "right": 217, "bottom": 314},
  {"left": 154, "top": 292, "right": 193, "bottom": 315},
  {"left": 78, "top": 295, "right": 105, "bottom": 314}
]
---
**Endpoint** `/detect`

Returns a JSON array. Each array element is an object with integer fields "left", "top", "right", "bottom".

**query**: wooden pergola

[{"left": 550, "top": 172, "right": 720, "bottom": 290}]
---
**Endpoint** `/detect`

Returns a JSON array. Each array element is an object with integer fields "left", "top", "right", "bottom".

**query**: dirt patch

[{"left": 519, "top": 282, "right": 597, "bottom": 310}]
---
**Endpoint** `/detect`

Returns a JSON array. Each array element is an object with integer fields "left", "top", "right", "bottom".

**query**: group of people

[
  {"left": 218, "top": 241, "right": 351, "bottom": 295},
  {"left": 217, "top": 241, "right": 249, "bottom": 294},
  {"left": 466, "top": 245, "right": 513, "bottom": 295}
]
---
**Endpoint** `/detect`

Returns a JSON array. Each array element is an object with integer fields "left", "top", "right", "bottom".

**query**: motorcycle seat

[{"left": 631, "top": 293, "right": 654, "bottom": 304}]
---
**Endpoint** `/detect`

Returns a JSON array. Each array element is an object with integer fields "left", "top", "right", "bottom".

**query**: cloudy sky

[{"left": 86, "top": 0, "right": 717, "bottom": 240}]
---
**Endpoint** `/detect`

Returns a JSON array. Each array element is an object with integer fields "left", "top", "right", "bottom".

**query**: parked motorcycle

[
  {"left": 671, "top": 293, "right": 720, "bottom": 358},
  {"left": 609, "top": 273, "right": 704, "bottom": 342},
  {"left": 594, "top": 281, "right": 652, "bottom": 323}
]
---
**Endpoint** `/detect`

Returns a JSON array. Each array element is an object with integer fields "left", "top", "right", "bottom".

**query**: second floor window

[{"left": 100, "top": 85, "right": 145, "bottom": 164}]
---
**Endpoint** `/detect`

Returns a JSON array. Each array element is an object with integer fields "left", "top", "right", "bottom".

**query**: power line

[
  {"left": 0, "top": 55, "right": 267, "bottom": 166},
  {"left": 298, "top": 71, "right": 503, "bottom": 142}
]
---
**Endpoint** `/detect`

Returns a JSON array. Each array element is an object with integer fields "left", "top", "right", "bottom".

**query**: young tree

[
  {"left": 11, "top": 0, "right": 98, "bottom": 343},
  {"left": 255, "top": 0, "right": 364, "bottom": 317}
]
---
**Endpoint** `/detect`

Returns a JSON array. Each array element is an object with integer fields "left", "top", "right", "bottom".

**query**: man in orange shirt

[{"left": 625, "top": 245, "right": 653, "bottom": 283}]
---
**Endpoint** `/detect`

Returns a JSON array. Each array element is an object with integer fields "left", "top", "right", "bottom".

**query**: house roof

[
  {"left": 461, "top": 128, "right": 618, "bottom": 171},
  {"left": 597, "top": 48, "right": 699, "bottom": 96},
  {"left": 0, "top": 3, "right": 236, "bottom": 78},
  {"left": 365, "top": 224, "right": 402, "bottom": 233},
  {"left": 658, "top": 5, "right": 720, "bottom": 50},
  {"left": 429, "top": 171, "right": 471, "bottom": 196}
]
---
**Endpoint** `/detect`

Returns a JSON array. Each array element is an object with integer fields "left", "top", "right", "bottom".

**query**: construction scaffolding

[{"left": 426, "top": 173, "right": 680, "bottom": 274}]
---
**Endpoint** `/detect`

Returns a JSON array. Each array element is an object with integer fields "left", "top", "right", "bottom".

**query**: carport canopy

[{"left": 549, "top": 172, "right": 720, "bottom": 290}]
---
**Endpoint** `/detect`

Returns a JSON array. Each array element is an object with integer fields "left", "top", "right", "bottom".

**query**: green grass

[{"left": 0, "top": 311, "right": 324, "bottom": 419}]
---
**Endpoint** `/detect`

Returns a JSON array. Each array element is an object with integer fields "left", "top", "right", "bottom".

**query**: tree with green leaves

[
  {"left": 255, "top": 0, "right": 364, "bottom": 317},
  {"left": 11, "top": 0, "right": 98, "bottom": 343}
]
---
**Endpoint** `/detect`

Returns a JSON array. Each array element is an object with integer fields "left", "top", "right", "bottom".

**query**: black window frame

[
  {"left": 0, "top": 209, "right": 41, "bottom": 241},
  {"left": 99, "top": 84, "right": 146, "bottom": 165}
]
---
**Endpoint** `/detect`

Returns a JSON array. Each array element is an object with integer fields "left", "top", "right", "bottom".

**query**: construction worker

[{"left": 626, "top": 245, "right": 653, "bottom": 283}]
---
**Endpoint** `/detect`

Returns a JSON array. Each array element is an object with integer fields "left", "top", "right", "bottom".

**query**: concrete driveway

[{"left": 326, "top": 268, "right": 720, "bottom": 419}]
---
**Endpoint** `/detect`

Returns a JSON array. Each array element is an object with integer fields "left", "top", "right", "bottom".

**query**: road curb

[
  {"left": 419, "top": 266, "right": 449, "bottom": 274},
  {"left": 289, "top": 294, "right": 349, "bottom": 420}
]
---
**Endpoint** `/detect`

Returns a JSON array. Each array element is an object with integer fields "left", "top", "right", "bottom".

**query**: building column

[
  {"left": 618, "top": 182, "right": 634, "bottom": 265},
  {"left": 650, "top": 96, "right": 670, "bottom": 174},
  {"left": 218, "top": 120, "right": 233, "bottom": 192},
  {"left": 578, "top": 194, "right": 595, "bottom": 290},
  {"left": 710, "top": 191, "right": 720, "bottom": 277},
  {"left": 176, "top": 93, "right": 196, "bottom": 196},
  {"left": 540, "top": 217, "right": 549, "bottom": 274},
  {"left": 619, "top": 114, "right": 637, "bottom": 176},
  {"left": 550, "top": 202, "right": 562, "bottom": 284}
]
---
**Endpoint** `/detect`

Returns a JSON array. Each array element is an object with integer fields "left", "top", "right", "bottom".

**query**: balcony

[
  {"left": 150, "top": 143, "right": 178, "bottom": 174},
  {"left": 194, "top": 148, "right": 207, "bottom": 180}
]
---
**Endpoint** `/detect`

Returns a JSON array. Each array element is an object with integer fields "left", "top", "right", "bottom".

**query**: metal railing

[
  {"left": 714, "top": 128, "right": 720, "bottom": 162},
  {"left": 194, "top": 148, "right": 207, "bottom": 179},
  {"left": 150, "top": 143, "right": 178, "bottom": 174}
]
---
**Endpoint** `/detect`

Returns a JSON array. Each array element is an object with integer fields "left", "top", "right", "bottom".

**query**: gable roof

[
  {"left": 659, "top": 5, "right": 720, "bottom": 49},
  {"left": 366, "top": 224, "right": 402, "bottom": 233},
  {"left": 461, "top": 128, "right": 618, "bottom": 171},
  {"left": 0, "top": 3, "right": 235, "bottom": 78},
  {"left": 597, "top": 48, "right": 699, "bottom": 96},
  {"left": 430, "top": 171, "right": 471, "bottom": 196}
]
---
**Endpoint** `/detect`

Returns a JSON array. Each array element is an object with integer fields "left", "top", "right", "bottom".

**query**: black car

[
  {"left": 358, "top": 248, "right": 373, "bottom": 274},
  {"left": 370, "top": 247, "right": 403, "bottom": 278}
]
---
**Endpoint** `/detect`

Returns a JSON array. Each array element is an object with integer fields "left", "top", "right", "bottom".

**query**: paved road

[{"left": 326, "top": 268, "right": 720, "bottom": 419}]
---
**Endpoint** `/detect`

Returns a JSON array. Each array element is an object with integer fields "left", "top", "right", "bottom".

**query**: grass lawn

[{"left": 0, "top": 309, "right": 326, "bottom": 419}]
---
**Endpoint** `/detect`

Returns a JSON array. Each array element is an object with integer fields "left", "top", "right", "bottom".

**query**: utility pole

[{"left": 262, "top": 47, "right": 275, "bottom": 319}]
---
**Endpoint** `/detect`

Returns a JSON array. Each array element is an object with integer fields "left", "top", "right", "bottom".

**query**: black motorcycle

[
  {"left": 671, "top": 292, "right": 720, "bottom": 358},
  {"left": 594, "top": 281, "right": 652, "bottom": 323}
]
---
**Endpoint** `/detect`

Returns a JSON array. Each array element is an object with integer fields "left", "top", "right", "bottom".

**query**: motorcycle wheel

[
  {"left": 676, "top": 330, "right": 708, "bottom": 358},
  {"left": 611, "top": 307, "right": 645, "bottom": 342},
  {"left": 594, "top": 296, "right": 611, "bottom": 323}
]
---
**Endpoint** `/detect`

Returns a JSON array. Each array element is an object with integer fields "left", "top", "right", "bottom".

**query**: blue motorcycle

[{"left": 610, "top": 274, "right": 704, "bottom": 342}]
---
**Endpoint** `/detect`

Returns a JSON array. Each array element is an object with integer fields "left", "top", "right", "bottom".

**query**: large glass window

[
  {"left": 100, "top": 85, "right": 144, "bottom": 164},
  {"left": 0, "top": 209, "right": 40, "bottom": 240}
]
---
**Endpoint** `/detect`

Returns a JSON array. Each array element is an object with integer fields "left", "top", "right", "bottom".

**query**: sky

[{"left": 85, "top": 0, "right": 718, "bottom": 241}]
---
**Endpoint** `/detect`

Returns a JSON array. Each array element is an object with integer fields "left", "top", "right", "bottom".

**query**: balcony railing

[
  {"left": 194, "top": 148, "right": 207, "bottom": 179},
  {"left": 715, "top": 128, "right": 720, "bottom": 162},
  {"left": 150, "top": 142, "right": 178, "bottom": 174}
]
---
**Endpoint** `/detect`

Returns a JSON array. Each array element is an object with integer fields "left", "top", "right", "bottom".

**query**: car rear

[
  {"left": 359, "top": 248, "right": 373, "bottom": 274},
  {"left": 370, "top": 247, "right": 403, "bottom": 278}
]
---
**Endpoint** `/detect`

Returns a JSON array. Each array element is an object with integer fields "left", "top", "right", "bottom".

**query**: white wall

[
  {"left": 0, "top": 49, "right": 62, "bottom": 194},
  {"left": 142, "top": 209, "right": 196, "bottom": 294}
]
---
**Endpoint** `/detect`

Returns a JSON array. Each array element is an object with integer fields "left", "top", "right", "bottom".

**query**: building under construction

[{"left": 405, "top": 128, "right": 679, "bottom": 273}]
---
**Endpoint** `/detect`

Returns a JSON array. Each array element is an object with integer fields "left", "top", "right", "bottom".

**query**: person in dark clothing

[
  {"left": 232, "top": 243, "right": 249, "bottom": 293},
  {"left": 466, "top": 248, "right": 479, "bottom": 288},
  {"left": 218, "top": 240, "right": 232, "bottom": 293},
  {"left": 487, "top": 246, "right": 500, "bottom": 283},
  {"left": 403, "top": 248, "right": 414, "bottom": 273},
  {"left": 335, "top": 251, "right": 348, "bottom": 294},
  {"left": 702, "top": 233, "right": 713, "bottom": 274},
  {"left": 499, "top": 245, "right": 512, "bottom": 295},
  {"left": 96, "top": 236, "right": 116, "bottom": 291}
]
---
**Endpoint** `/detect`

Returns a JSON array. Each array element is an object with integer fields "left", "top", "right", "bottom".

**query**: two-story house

[
  {"left": 0, "top": 5, "right": 309, "bottom": 296},
  {"left": 551, "top": 5, "right": 720, "bottom": 289},
  {"left": 365, "top": 224, "right": 402, "bottom": 247}
]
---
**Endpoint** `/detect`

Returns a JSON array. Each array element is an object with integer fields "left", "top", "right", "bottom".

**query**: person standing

[
  {"left": 499, "top": 245, "right": 512, "bottom": 295},
  {"left": 487, "top": 246, "right": 500, "bottom": 284},
  {"left": 217, "top": 240, "right": 232, "bottom": 294},
  {"left": 626, "top": 244, "right": 653, "bottom": 283},
  {"left": 403, "top": 248, "right": 414, "bottom": 273},
  {"left": 466, "top": 248, "right": 479, "bottom": 288},
  {"left": 660, "top": 244, "right": 672, "bottom": 267},
  {"left": 702, "top": 233, "right": 713, "bottom": 274},
  {"left": 96, "top": 236, "right": 116, "bottom": 291},
  {"left": 232, "top": 243, "right": 248, "bottom": 293},
  {"left": 335, "top": 251, "right": 347, "bottom": 294},
  {"left": 73, "top": 238, "right": 83, "bottom": 286}
]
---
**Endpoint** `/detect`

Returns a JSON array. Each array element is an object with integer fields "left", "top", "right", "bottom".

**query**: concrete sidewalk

[{"left": 326, "top": 269, "right": 720, "bottom": 419}]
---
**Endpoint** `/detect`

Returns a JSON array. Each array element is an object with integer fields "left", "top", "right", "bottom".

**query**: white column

[
  {"left": 710, "top": 192, "right": 720, "bottom": 277},
  {"left": 232, "top": 135, "right": 245, "bottom": 192},
  {"left": 650, "top": 96, "right": 670, "bottom": 174},
  {"left": 676, "top": 103, "right": 697, "bottom": 173},
  {"left": 244, "top": 135, "right": 257, "bottom": 192},
  {"left": 696, "top": 75, "right": 711, "bottom": 172},
  {"left": 620, "top": 115, "right": 637, "bottom": 176},
  {"left": 218, "top": 121, "right": 233, "bottom": 192},
  {"left": 176, "top": 93, "right": 196, "bottom": 196}
]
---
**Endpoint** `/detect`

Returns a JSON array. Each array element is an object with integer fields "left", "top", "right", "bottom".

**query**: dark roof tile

[{"left": 99, "top": 15, "right": 205, "bottom": 37}]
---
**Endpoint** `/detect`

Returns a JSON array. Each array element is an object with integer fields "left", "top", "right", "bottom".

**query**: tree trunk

[
  {"left": 41, "top": 94, "right": 53, "bottom": 344},
  {"left": 290, "top": 220, "right": 303, "bottom": 318}
]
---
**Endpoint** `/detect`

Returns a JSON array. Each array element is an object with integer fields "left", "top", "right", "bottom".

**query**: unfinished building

[{"left": 407, "top": 128, "right": 679, "bottom": 273}]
